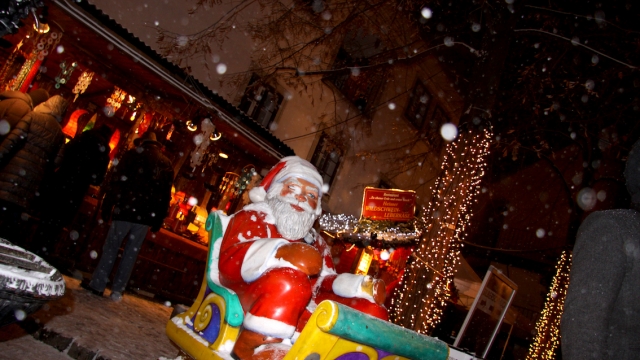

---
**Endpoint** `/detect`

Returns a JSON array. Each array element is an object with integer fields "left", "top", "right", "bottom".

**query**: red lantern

[
  {"left": 62, "top": 109, "right": 88, "bottom": 138},
  {"left": 108, "top": 129, "right": 120, "bottom": 159}
]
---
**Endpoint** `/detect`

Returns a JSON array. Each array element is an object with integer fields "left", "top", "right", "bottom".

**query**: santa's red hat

[{"left": 249, "top": 156, "right": 325, "bottom": 203}]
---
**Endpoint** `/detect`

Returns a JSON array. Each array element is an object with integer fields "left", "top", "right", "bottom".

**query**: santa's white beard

[{"left": 266, "top": 196, "right": 317, "bottom": 240}]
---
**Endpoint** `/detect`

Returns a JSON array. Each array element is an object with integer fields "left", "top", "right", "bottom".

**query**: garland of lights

[
  {"left": 106, "top": 86, "right": 127, "bottom": 112},
  {"left": 72, "top": 71, "right": 94, "bottom": 102},
  {"left": 390, "top": 128, "right": 492, "bottom": 334},
  {"left": 319, "top": 213, "right": 419, "bottom": 248},
  {"left": 526, "top": 250, "right": 572, "bottom": 360}
]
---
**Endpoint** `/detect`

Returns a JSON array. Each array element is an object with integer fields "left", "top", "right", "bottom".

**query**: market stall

[{"left": 0, "top": 0, "right": 292, "bottom": 302}]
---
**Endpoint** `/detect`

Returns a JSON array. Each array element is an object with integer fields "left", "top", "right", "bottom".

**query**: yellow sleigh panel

[
  {"left": 284, "top": 300, "right": 447, "bottom": 360},
  {"left": 166, "top": 281, "right": 240, "bottom": 360}
]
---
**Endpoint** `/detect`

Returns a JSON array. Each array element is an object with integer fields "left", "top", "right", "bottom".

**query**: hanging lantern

[
  {"left": 165, "top": 123, "right": 175, "bottom": 141},
  {"left": 62, "top": 109, "right": 88, "bottom": 138},
  {"left": 108, "top": 129, "right": 121, "bottom": 159},
  {"left": 134, "top": 112, "right": 153, "bottom": 135},
  {"left": 189, "top": 118, "right": 215, "bottom": 168},
  {"left": 72, "top": 71, "right": 94, "bottom": 102},
  {"left": 355, "top": 248, "right": 374, "bottom": 275},
  {"left": 54, "top": 61, "right": 78, "bottom": 89}
]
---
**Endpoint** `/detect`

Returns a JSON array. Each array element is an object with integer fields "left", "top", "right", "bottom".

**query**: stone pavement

[{"left": 0, "top": 275, "right": 183, "bottom": 360}]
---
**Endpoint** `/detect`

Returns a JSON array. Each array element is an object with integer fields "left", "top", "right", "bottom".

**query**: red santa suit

[{"left": 217, "top": 202, "right": 388, "bottom": 340}]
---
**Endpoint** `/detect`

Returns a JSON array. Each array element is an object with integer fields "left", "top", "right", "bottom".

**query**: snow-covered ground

[
  {"left": 0, "top": 324, "right": 75, "bottom": 360},
  {"left": 0, "top": 275, "right": 181, "bottom": 359}
]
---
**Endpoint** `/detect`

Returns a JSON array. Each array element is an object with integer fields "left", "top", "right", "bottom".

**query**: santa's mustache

[
  {"left": 266, "top": 196, "right": 317, "bottom": 240},
  {"left": 276, "top": 193, "right": 315, "bottom": 213}
]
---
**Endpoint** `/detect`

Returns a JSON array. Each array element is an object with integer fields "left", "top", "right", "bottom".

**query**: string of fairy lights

[
  {"left": 318, "top": 213, "right": 420, "bottom": 247},
  {"left": 526, "top": 250, "right": 572, "bottom": 359},
  {"left": 390, "top": 128, "right": 492, "bottom": 334}
]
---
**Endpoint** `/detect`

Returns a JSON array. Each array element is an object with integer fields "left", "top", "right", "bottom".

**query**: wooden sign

[{"left": 361, "top": 187, "right": 416, "bottom": 222}]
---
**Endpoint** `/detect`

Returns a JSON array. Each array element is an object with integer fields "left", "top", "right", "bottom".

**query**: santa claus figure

[{"left": 218, "top": 156, "right": 387, "bottom": 359}]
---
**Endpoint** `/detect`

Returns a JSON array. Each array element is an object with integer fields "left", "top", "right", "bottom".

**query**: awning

[{"left": 44, "top": 0, "right": 294, "bottom": 164}]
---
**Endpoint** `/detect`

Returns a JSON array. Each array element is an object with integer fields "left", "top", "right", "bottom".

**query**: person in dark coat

[
  {"left": 0, "top": 89, "right": 50, "bottom": 138},
  {"left": 0, "top": 95, "right": 67, "bottom": 244},
  {"left": 82, "top": 131, "right": 174, "bottom": 301},
  {"left": 561, "top": 139, "right": 640, "bottom": 360},
  {"left": 31, "top": 124, "right": 114, "bottom": 257}
]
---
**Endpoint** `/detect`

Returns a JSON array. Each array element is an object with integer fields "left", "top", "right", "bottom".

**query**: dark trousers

[{"left": 89, "top": 220, "right": 149, "bottom": 293}]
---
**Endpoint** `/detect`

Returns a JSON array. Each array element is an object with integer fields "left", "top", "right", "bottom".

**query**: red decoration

[
  {"left": 136, "top": 112, "right": 153, "bottom": 134},
  {"left": 18, "top": 58, "right": 43, "bottom": 93},
  {"left": 108, "top": 129, "right": 120, "bottom": 159},
  {"left": 62, "top": 109, "right": 88, "bottom": 138}
]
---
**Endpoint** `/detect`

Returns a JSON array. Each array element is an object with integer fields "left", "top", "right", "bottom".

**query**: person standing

[
  {"left": 0, "top": 95, "right": 67, "bottom": 245},
  {"left": 561, "top": 139, "right": 640, "bottom": 360},
  {"left": 31, "top": 124, "right": 114, "bottom": 258},
  {"left": 82, "top": 131, "right": 174, "bottom": 302},
  {"left": 0, "top": 89, "right": 50, "bottom": 138}
]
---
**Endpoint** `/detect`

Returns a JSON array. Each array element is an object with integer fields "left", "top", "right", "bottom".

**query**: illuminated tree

[
  {"left": 390, "top": 128, "right": 491, "bottom": 334},
  {"left": 526, "top": 250, "right": 572, "bottom": 360}
]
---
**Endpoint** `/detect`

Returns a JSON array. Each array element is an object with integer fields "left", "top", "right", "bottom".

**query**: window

[
  {"left": 405, "top": 79, "right": 432, "bottom": 129},
  {"left": 239, "top": 74, "right": 283, "bottom": 130},
  {"left": 310, "top": 133, "right": 344, "bottom": 188},
  {"left": 325, "top": 30, "right": 386, "bottom": 115}
]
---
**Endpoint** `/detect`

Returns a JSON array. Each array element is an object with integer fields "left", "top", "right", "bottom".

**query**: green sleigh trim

[
  {"left": 205, "top": 211, "right": 244, "bottom": 327},
  {"left": 326, "top": 301, "right": 449, "bottom": 360}
]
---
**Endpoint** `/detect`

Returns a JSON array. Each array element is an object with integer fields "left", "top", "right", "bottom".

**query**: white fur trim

[
  {"left": 274, "top": 157, "right": 324, "bottom": 191},
  {"left": 291, "top": 331, "right": 301, "bottom": 344},
  {"left": 241, "top": 238, "right": 290, "bottom": 282},
  {"left": 242, "top": 202, "right": 276, "bottom": 224},
  {"left": 332, "top": 273, "right": 375, "bottom": 302},
  {"left": 208, "top": 211, "right": 232, "bottom": 287},
  {"left": 254, "top": 342, "right": 292, "bottom": 357},
  {"left": 249, "top": 186, "right": 267, "bottom": 203},
  {"left": 243, "top": 313, "right": 296, "bottom": 339}
]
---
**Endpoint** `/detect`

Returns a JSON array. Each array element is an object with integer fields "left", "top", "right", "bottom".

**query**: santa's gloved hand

[
  {"left": 275, "top": 242, "right": 322, "bottom": 276},
  {"left": 361, "top": 276, "right": 386, "bottom": 305}
]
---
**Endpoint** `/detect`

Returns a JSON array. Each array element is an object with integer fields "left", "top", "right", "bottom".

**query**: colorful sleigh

[{"left": 166, "top": 211, "right": 451, "bottom": 360}]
